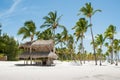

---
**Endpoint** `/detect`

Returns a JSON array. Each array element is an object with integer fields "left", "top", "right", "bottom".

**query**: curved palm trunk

[
  {"left": 90, "top": 17, "right": 97, "bottom": 65},
  {"left": 30, "top": 35, "right": 34, "bottom": 64}
]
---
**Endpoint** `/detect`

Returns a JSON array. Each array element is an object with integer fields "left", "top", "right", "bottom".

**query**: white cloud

[
  {"left": 0, "top": 0, "right": 22, "bottom": 18},
  {"left": 8, "top": 0, "right": 21, "bottom": 14}
]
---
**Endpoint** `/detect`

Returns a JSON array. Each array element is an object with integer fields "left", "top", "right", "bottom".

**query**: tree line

[
  {"left": 17, "top": 2, "right": 120, "bottom": 66},
  {"left": 0, "top": 2, "right": 119, "bottom": 66}
]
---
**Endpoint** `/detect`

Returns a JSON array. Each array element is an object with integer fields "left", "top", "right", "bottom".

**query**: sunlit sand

[{"left": 0, "top": 60, "right": 120, "bottom": 80}]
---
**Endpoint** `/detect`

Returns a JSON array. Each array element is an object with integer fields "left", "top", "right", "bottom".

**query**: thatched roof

[
  {"left": 31, "top": 40, "right": 54, "bottom": 52},
  {"left": 19, "top": 40, "right": 54, "bottom": 52},
  {"left": 19, "top": 41, "right": 34, "bottom": 49}
]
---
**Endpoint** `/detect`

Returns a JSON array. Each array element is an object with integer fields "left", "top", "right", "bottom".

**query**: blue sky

[{"left": 0, "top": 0, "right": 120, "bottom": 53}]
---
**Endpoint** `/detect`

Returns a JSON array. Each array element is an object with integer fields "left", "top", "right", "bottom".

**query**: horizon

[{"left": 0, "top": 0, "right": 120, "bottom": 53}]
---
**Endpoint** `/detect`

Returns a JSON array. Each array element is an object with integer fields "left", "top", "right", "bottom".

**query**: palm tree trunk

[
  {"left": 53, "top": 29, "right": 56, "bottom": 53},
  {"left": 81, "top": 35, "right": 85, "bottom": 64},
  {"left": 111, "top": 38, "right": 114, "bottom": 64},
  {"left": 79, "top": 49, "right": 82, "bottom": 65},
  {"left": 100, "top": 54, "right": 102, "bottom": 66},
  {"left": 61, "top": 42, "right": 64, "bottom": 61},
  {"left": 30, "top": 46, "right": 32, "bottom": 64},
  {"left": 115, "top": 52, "right": 118, "bottom": 66},
  {"left": 83, "top": 48, "right": 85, "bottom": 64},
  {"left": 70, "top": 49, "right": 73, "bottom": 60},
  {"left": 30, "top": 36, "right": 33, "bottom": 65},
  {"left": 100, "top": 46, "right": 102, "bottom": 66},
  {"left": 90, "top": 17, "right": 97, "bottom": 65},
  {"left": 118, "top": 54, "right": 119, "bottom": 62}
]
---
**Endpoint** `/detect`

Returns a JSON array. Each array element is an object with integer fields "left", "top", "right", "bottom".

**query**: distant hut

[{"left": 19, "top": 40, "right": 58, "bottom": 65}]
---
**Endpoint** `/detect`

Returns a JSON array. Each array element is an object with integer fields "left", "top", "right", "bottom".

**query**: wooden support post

[{"left": 30, "top": 46, "right": 32, "bottom": 65}]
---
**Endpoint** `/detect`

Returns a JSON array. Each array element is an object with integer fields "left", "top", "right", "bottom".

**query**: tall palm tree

[
  {"left": 73, "top": 18, "right": 88, "bottom": 64},
  {"left": 80, "top": 2, "right": 101, "bottom": 65},
  {"left": 95, "top": 34, "right": 105, "bottom": 66},
  {"left": 104, "top": 25, "right": 116, "bottom": 64},
  {"left": 17, "top": 20, "right": 38, "bottom": 41},
  {"left": 40, "top": 11, "right": 64, "bottom": 41}
]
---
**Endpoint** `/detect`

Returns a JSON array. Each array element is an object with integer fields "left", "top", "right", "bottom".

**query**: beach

[{"left": 0, "top": 60, "right": 120, "bottom": 80}]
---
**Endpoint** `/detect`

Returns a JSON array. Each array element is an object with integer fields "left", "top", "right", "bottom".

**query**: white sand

[{"left": 0, "top": 60, "right": 120, "bottom": 80}]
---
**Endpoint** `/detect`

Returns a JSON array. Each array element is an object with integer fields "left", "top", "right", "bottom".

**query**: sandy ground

[{"left": 0, "top": 60, "right": 120, "bottom": 80}]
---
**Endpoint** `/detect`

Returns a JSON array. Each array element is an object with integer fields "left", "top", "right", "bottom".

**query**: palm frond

[
  {"left": 58, "top": 25, "right": 65, "bottom": 29},
  {"left": 17, "top": 27, "right": 27, "bottom": 35},
  {"left": 56, "top": 15, "right": 62, "bottom": 23},
  {"left": 92, "top": 9, "right": 102, "bottom": 15},
  {"left": 40, "top": 24, "right": 51, "bottom": 28}
]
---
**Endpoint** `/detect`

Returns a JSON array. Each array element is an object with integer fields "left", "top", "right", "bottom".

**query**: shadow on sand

[{"left": 14, "top": 64, "right": 55, "bottom": 67}]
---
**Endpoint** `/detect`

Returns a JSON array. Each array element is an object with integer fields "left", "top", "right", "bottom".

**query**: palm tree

[
  {"left": 95, "top": 34, "right": 105, "bottom": 66},
  {"left": 17, "top": 20, "right": 38, "bottom": 64},
  {"left": 80, "top": 2, "right": 101, "bottom": 65},
  {"left": 40, "top": 11, "right": 64, "bottom": 41},
  {"left": 73, "top": 18, "right": 88, "bottom": 64},
  {"left": 104, "top": 25, "right": 116, "bottom": 64},
  {"left": 17, "top": 20, "right": 38, "bottom": 41}
]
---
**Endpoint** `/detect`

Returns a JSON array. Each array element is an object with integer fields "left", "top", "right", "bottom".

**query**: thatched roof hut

[{"left": 19, "top": 40, "right": 58, "bottom": 60}]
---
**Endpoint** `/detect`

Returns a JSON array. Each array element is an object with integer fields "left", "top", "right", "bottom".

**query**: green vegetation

[{"left": 0, "top": 33, "right": 20, "bottom": 61}]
